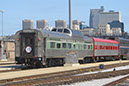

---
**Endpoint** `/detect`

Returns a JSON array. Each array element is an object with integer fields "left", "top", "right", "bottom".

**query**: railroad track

[
  {"left": 104, "top": 75, "right": 129, "bottom": 86},
  {"left": 1, "top": 62, "right": 129, "bottom": 86},
  {"left": 0, "top": 66, "right": 39, "bottom": 73}
]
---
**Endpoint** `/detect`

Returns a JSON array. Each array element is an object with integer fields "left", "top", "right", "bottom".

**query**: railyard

[{"left": 0, "top": 60, "right": 129, "bottom": 86}]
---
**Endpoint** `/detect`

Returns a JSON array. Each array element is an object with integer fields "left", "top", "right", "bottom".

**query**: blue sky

[{"left": 0, "top": 0, "right": 129, "bottom": 35}]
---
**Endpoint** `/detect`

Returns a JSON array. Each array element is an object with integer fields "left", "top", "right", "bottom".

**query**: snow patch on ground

[
  {"left": 61, "top": 74, "right": 129, "bottom": 86},
  {"left": 76, "top": 65, "right": 129, "bottom": 76},
  {"left": 60, "top": 65, "right": 129, "bottom": 86}
]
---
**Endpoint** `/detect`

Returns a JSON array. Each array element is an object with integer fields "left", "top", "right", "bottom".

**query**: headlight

[{"left": 25, "top": 46, "right": 32, "bottom": 53}]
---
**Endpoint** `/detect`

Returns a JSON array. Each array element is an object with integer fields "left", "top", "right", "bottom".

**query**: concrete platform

[
  {"left": 0, "top": 64, "right": 22, "bottom": 71},
  {"left": 0, "top": 60, "right": 129, "bottom": 81},
  {"left": 64, "top": 63, "right": 80, "bottom": 67},
  {"left": 0, "top": 61, "right": 15, "bottom": 64}
]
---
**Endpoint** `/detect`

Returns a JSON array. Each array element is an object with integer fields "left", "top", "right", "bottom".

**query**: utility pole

[{"left": 69, "top": 0, "right": 72, "bottom": 30}]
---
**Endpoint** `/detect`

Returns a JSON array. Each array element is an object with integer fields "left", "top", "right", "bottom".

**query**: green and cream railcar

[{"left": 15, "top": 28, "right": 93, "bottom": 67}]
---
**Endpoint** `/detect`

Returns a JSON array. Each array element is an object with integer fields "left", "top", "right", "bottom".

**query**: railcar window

[
  {"left": 73, "top": 45, "right": 76, "bottom": 49},
  {"left": 50, "top": 42, "right": 55, "bottom": 48},
  {"left": 80, "top": 45, "right": 83, "bottom": 49},
  {"left": 95, "top": 45, "right": 97, "bottom": 49},
  {"left": 91, "top": 45, "right": 93, "bottom": 49},
  {"left": 64, "top": 29, "right": 70, "bottom": 33},
  {"left": 78, "top": 45, "right": 80, "bottom": 49},
  {"left": 84, "top": 44, "right": 86, "bottom": 49},
  {"left": 58, "top": 29, "right": 63, "bottom": 32},
  {"left": 57, "top": 43, "right": 61, "bottom": 48},
  {"left": 52, "top": 29, "right": 57, "bottom": 32},
  {"left": 62, "top": 43, "right": 66, "bottom": 48},
  {"left": 68, "top": 43, "right": 72, "bottom": 49},
  {"left": 88, "top": 45, "right": 90, "bottom": 49}
]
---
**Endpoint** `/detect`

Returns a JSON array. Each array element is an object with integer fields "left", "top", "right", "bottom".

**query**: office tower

[
  {"left": 90, "top": 6, "right": 121, "bottom": 30},
  {"left": 89, "top": 6, "right": 105, "bottom": 29},
  {"left": 99, "top": 11, "right": 121, "bottom": 25},
  {"left": 22, "top": 20, "right": 34, "bottom": 29},
  {"left": 55, "top": 20, "right": 66, "bottom": 28},
  {"left": 37, "top": 20, "right": 48, "bottom": 29}
]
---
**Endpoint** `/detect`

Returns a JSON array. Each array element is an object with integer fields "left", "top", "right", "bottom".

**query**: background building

[
  {"left": 80, "top": 21, "right": 86, "bottom": 30},
  {"left": 99, "top": 11, "right": 121, "bottom": 25},
  {"left": 80, "top": 28, "right": 94, "bottom": 36},
  {"left": 112, "top": 28, "right": 122, "bottom": 36},
  {"left": 55, "top": 20, "right": 66, "bottom": 28},
  {"left": 22, "top": 20, "right": 34, "bottom": 29},
  {"left": 99, "top": 24, "right": 111, "bottom": 36},
  {"left": 0, "top": 36, "right": 15, "bottom": 61},
  {"left": 72, "top": 25, "right": 80, "bottom": 30},
  {"left": 37, "top": 20, "right": 48, "bottom": 29},
  {"left": 89, "top": 6, "right": 105, "bottom": 29},
  {"left": 89, "top": 6, "right": 121, "bottom": 31},
  {"left": 108, "top": 20, "right": 124, "bottom": 32},
  {"left": 72, "top": 20, "right": 80, "bottom": 29}
]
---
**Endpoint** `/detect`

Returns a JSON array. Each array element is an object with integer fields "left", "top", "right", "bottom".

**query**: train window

[
  {"left": 78, "top": 45, "right": 80, "bottom": 49},
  {"left": 88, "top": 45, "right": 90, "bottom": 49},
  {"left": 64, "top": 29, "right": 70, "bottom": 34},
  {"left": 68, "top": 43, "right": 72, "bottom": 49},
  {"left": 62, "top": 43, "right": 66, "bottom": 48},
  {"left": 58, "top": 29, "right": 63, "bottom": 32},
  {"left": 91, "top": 45, "right": 93, "bottom": 49},
  {"left": 84, "top": 44, "right": 86, "bottom": 49},
  {"left": 98, "top": 45, "right": 99, "bottom": 49},
  {"left": 52, "top": 29, "right": 57, "bottom": 32},
  {"left": 95, "top": 45, "right": 97, "bottom": 49},
  {"left": 50, "top": 42, "right": 55, "bottom": 48},
  {"left": 57, "top": 43, "right": 61, "bottom": 48},
  {"left": 73, "top": 45, "right": 76, "bottom": 49}
]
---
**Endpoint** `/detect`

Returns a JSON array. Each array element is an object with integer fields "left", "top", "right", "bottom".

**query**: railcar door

[{"left": 20, "top": 33, "right": 35, "bottom": 58}]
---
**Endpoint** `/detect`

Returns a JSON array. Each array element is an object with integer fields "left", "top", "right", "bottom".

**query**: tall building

[
  {"left": 55, "top": 20, "right": 66, "bottom": 28},
  {"left": 37, "top": 20, "right": 48, "bottom": 29},
  {"left": 108, "top": 20, "right": 124, "bottom": 32},
  {"left": 80, "top": 21, "right": 86, "bottom": 30},
  {"left": 22, "top": 20, "right": 34, "bottom": 29},
  {"left": 99, "top": 11, "right": 121, "bottom": 25},
  {"left": 89, "top": 6, "right": 121, "bottom": 30},
  {"left": 72, "top": 20, "right": 80, "bottom": 30},
  {"left": 99, "top": 24, "right": 111, "bottom": 36},
  {"left": 89, "top": 6, "right": 105, "bottom": 29}
]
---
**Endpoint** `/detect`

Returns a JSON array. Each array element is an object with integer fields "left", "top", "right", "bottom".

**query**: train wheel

[
  {"left": 111, "top": 57, "right": 116, "bottom": 61},
  {"left": 92, "top": 57, "right": 100, "bottom": 63},
  {"left": 36, "top": 62, "right": 43, "bottom": 68}
]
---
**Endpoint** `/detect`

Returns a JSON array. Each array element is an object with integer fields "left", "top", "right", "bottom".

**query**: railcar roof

[
  {"left": 84, "top": 36, "right": 93, "bottom": 43},
  {"left": 38, "top": 29, "right": 71, "bottom": 39},
  {"left": 92, "top": 37, "right": 119, "bottom": 44},
  {"left": 118, "top": 37, "right": 129, "bottom": 42}
]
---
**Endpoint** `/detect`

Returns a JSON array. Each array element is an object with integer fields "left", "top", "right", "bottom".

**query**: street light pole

[
  {"left": 1, "top": 10, "right": 4, "bottom": 37},
  {"left": 1, "top": 10, "right": 4, "bottom": 59}
]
